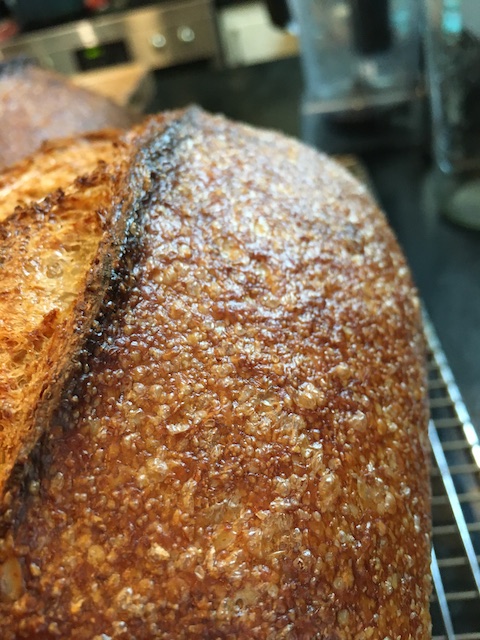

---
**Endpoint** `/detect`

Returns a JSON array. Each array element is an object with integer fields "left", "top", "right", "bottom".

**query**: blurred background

[{"left": 0, "top": 1, "right": 479, "bottom": 636}]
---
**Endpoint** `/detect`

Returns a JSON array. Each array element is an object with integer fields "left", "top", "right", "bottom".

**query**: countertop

[{"left": 147, "top": 56, "right": 480, "bottom": 433}]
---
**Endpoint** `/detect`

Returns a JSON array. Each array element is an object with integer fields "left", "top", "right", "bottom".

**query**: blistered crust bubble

[{"left": 0, "top": 109, "right": 430, "bottom": 639}]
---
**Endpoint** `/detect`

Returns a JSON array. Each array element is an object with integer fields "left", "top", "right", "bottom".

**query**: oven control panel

[{"left": 0, "top": 0, "right": 219, "bottom": 75}]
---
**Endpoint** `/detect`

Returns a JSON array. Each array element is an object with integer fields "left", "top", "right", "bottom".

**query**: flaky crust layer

[
  {"left": 0, "top": 114, "right": 178, "bottom": 497},
  {"left": 0, "top": 109, "right": 431, "bottom": 639},
  {"left": 0, "top": 130, "right": 122, "bottom": 223}
]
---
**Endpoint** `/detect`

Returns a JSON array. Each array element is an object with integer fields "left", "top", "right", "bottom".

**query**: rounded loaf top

[{"left": 0, "top": 108, "right": 431, "bottom": 639}]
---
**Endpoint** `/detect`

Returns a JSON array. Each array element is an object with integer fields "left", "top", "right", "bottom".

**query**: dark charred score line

[
  {"left": 0, "top": 437, "right": 46, "bottom": 537},
  {"left": 0, "top": 129, "right": 174, "bottom": 528},
  {"left": 52, "top": 169, "right": 161, "bottom": 421}
]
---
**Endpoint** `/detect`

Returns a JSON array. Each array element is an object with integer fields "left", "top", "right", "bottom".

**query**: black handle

[
  {"left": 350, "top": 0, "right": 392, "bottom": 55},
  {"left": 264, "top": 0, "right": 291, "bottom": 29}
]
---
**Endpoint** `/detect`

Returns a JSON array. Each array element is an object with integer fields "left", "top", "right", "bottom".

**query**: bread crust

[
  {"left": 0, "top": 130, "right": 122, "bottom": 223},
  {"left": 0, "top": 114, "right": 178, "bottom": 497},
  {"left": 0, "top": 109, "right": 431, "bottom": 638}
]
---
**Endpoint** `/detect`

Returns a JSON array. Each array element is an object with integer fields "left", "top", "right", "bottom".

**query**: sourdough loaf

[{"left": 0, "top": 108, "right": 431, "bottom": 638}]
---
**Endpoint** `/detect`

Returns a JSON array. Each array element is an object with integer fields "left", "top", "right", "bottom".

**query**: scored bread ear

[
  {"left": 0, "top": 112, "right": 182, "bottom": 497},
  {"left": 0, "top": 130, "right": 123, "bottom": 224}
]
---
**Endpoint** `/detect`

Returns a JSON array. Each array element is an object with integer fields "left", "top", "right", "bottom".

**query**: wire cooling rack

[{"left": 425, "top": 314, "right": 480, "bottom": 638}]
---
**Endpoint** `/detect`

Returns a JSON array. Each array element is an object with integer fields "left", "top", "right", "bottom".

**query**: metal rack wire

[{"left": 425, "top": 314, "right": 480, "bottom": 638}]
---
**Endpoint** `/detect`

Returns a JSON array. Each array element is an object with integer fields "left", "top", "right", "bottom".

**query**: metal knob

[
  {"left": 177, "top": 26, "right": 195, "bottom": 43},
  {"left": 150, "top": 33, "right": 167, "bottom": 49}
]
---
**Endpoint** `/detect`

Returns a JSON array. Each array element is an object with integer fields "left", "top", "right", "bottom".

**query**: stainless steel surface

[
  {"left": 425, "top": 314, "right": 480, "bottom": 638},
  {"left": 0, "top": 0, "right": 218, "bottom": 74}
]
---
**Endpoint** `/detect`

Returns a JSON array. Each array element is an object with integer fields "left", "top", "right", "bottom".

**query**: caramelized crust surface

[
  {"left": 0, "top": 110, "right": 431, "bottom": 638},
  {"left": 0, "top": 114, "right": 176, "bottom": 497},
  {"left": 0, "top": 165, "right": 120, "bottom": 495},
  {"left": 0, "top": 131, "right": 121, "bottom": 223}
]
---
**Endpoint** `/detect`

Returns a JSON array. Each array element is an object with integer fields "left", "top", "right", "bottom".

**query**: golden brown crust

[
  {"left": 0, "top": 160, "right": 125, "bottom": 496},
  {"left": 0, "top": 109, "right": 431, "bottom": 638},
  {"left": 0, "top": 61, "right": 134, "bottom": 170},
  {"left": 0, "top": 112, "right": 180, "bottom": 498},
  {"left": 0, "top": 130, "right": 122, "bottom": 223}
]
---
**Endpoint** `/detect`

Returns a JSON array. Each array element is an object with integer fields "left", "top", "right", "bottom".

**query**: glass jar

[{"left": 424, "top": 0, "right": 480, "bottom": 228}]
